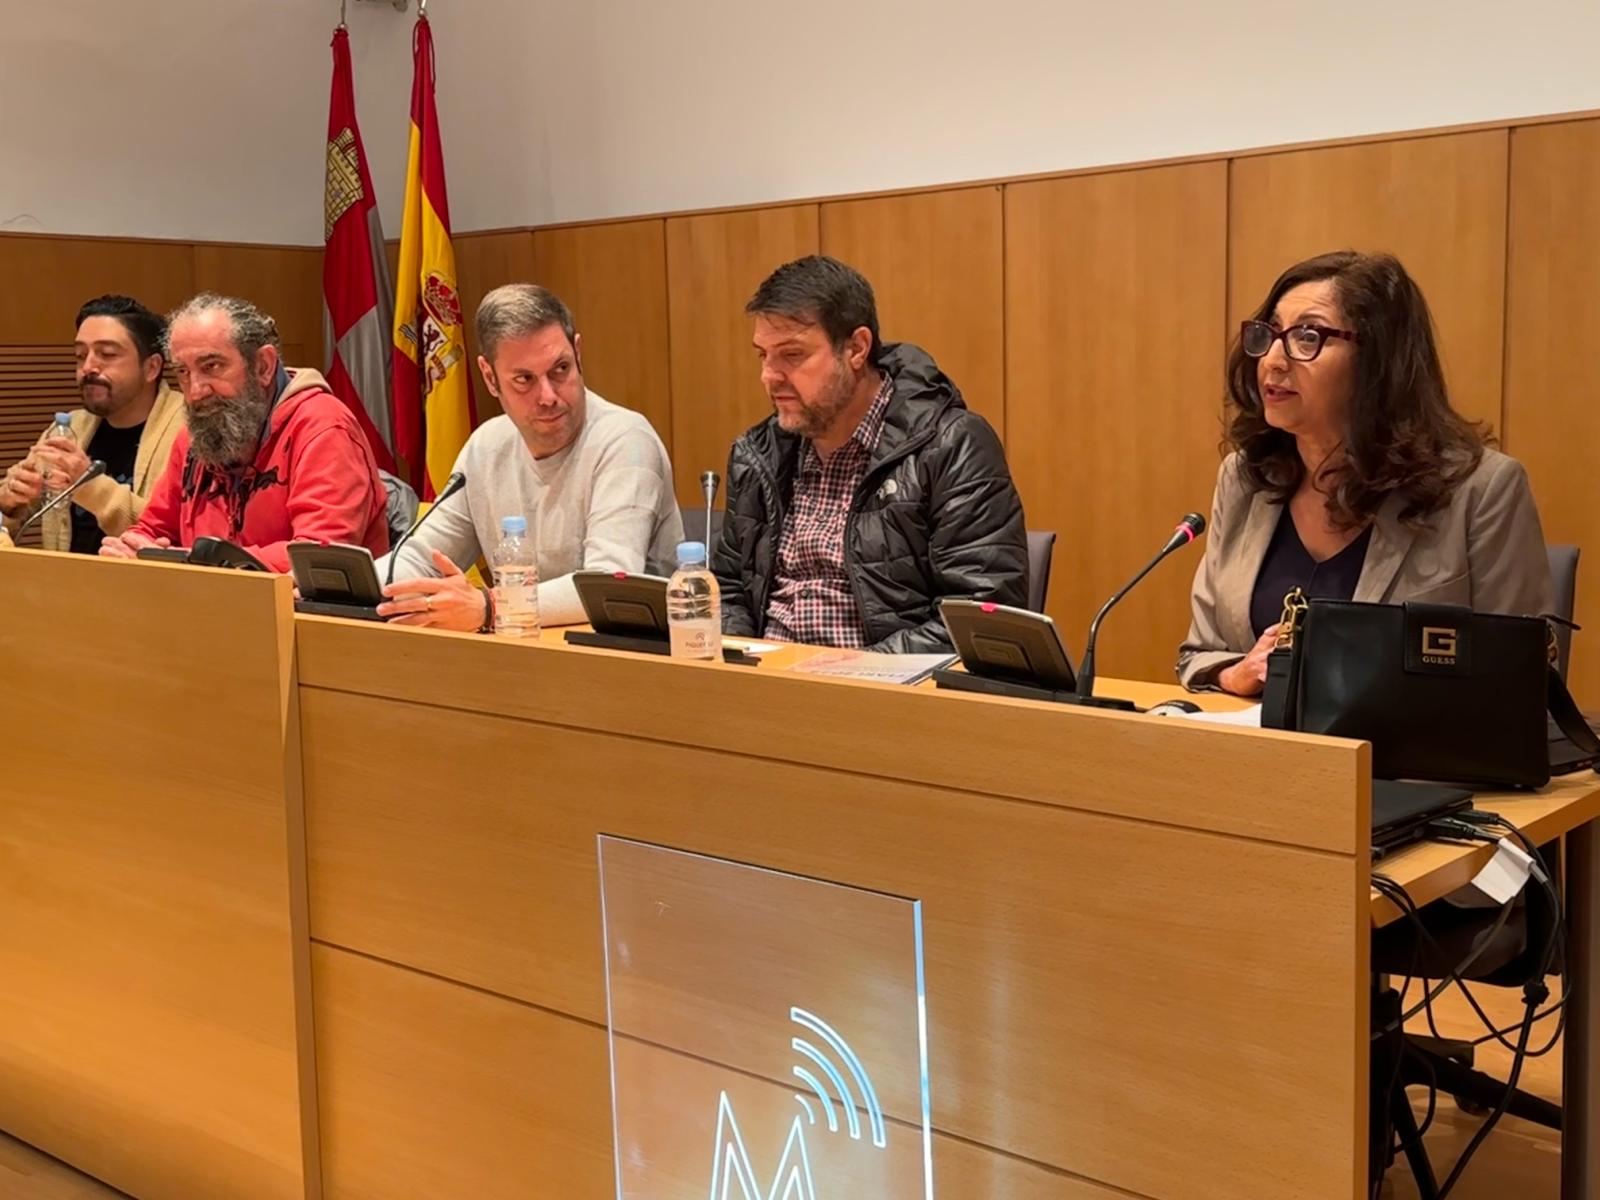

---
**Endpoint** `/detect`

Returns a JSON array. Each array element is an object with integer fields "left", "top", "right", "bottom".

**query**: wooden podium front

[
  {"left": 0, "top": 552, "right": 320, "bottom": 1200},
  {"left": 295, "top": 618, "right": 1373, "bottom": 1200}
]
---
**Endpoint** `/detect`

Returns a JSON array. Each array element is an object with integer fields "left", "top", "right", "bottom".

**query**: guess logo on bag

[{"left": 1421, "top": 626, "right": 1460, "bottom": 665}]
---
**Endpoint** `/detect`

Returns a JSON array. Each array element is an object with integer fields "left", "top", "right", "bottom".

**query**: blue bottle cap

[
  {"left": 500, "top": 515, "right": 528, "bottom": 536},
  {"left": 676, "top": 540, "right": 707, "bottom": 565}
]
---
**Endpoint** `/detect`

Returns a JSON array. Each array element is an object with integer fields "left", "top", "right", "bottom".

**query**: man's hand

[
  {"left": 40, "top": 437, "right": 91, "bottom": 491},
  {"left": 100, "top": 530, "right": 172, "bottom": 560},
  {"left": 0, "top": 461, "right": 44, "bottom": 518},
  {"left": 378, "top": 549, "right": 488, "bottom": 632},
  {"left": 1217, "top": 625, "right": 1280, "bottom": 697}
]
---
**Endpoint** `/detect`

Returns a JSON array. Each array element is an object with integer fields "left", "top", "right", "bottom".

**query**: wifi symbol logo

[{"left": 787, "top": 1008, "right": 887, "bottom": 1149}]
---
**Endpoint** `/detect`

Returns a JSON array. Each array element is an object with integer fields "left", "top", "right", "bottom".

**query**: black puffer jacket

[{"left": 713, "top": 343, "right": 1027, "bottom": 652}]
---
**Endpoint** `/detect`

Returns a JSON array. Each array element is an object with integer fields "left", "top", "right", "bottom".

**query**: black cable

[
  {"left": 1465, "top": 999, "right": 1566, "bottom": 1053},
  {"left": 1399, "top": 819, "right": 1567, "bottom": 1053},
  {"left": 1375, "top": 821, "right": 1565, "bottom": 1199},
  {"left": 1433, "top": 978, "right": 1547, "bottom": 1199},
  {"left": 1371, "top": 897, "right": 1516, "bottom": 1037},
  {"left": 1370, "top": 873, "right": 1440, "bottom": 1188}
]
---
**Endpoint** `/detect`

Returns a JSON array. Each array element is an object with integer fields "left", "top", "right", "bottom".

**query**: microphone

[
  {"left": 16, "top": 460, "right": 106, "bottom": 537},
  {"left": 1075, "top": 512, "right": 1206, "bottom": 705},
  {"left": 700, "top": 471, "right": 720, "bottom": 549},
  {"left": 385, "top": 470, "right": 466, "bottom": 586}
]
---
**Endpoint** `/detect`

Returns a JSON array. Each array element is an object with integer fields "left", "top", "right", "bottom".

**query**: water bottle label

[{"left": 669, "top": 620, "right": 721, "bottom": 660}]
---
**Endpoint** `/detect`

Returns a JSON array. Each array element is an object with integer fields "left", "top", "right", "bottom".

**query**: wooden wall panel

[
  {"left": 0, "top": 345, "right": 76, "bottom": 495},
  {"left": 821, "top": 187, "right": 1006, "bottom": 438},
  {"left": 451, "top": 230, "right": 537, "bottom": 422},
  {"left": 1505, "top": 118, "right": 1600, "bottom": 706},
  {"left": 193, "top": 244, "right": 325, "bottom": 370},
  {"left": 665, "top": 205, "right": 818, "bottom": 508},
  {"left": 533, "top": 219, "right": 673, "bottom": 452},
  {"left": 1228, "top": 131, "right": 1510, "bottom": 428},
  {"left": 0, "top": 234, "right": 196, "bottom": 342},
  {"left": 1005, "top": 162, "right": 1229, "bottom": 682}
]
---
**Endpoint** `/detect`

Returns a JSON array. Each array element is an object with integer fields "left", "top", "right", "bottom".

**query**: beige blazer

[
  {"left": 2, "top": 382, "right": 186, "bottom": 552},
  {"left": 1178, "top": 448, "right": 1553, "bottom": 690}
]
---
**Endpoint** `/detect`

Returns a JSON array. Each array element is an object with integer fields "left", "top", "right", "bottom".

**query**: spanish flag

[{"left": 391, "top": 12, "right": 473, "bottom": 499}]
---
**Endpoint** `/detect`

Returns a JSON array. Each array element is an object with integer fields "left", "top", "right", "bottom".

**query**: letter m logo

[{"left": 709, "top": 1091, "right": 818, "bottom": 1200}]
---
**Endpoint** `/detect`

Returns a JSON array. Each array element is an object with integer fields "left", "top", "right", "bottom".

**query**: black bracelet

[{"left": 477, "top": 586, "right": 495, "bottom": 634}]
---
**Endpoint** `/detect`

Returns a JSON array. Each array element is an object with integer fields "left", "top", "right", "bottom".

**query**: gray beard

[{"left": 187, "top": 376, "right": 273, "bottom": 466}]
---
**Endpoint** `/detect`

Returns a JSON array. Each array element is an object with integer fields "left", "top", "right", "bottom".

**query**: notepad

[
  {"left": 1173, "top": 704, "right": 1262, "bottom": 727},
  {"left": 788, "top": 650, "right": 958, "bottom": 686}
]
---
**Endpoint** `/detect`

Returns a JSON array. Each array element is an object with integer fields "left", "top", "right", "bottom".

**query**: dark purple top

[{"left": 1249, "top": 505, "right": 1373, "bottom": 639}]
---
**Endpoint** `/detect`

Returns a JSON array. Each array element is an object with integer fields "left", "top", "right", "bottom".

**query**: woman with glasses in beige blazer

[{"left": 1179, "top": 251, "right": 1551, "bottom": 695}]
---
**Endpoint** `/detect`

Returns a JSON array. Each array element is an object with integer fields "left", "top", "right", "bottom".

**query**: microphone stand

[
  {"left": 1075, "top": 517, "right": 1206, "bottom": 706},
  {"left": 386, "top": 471, "right": 466, "bottom": 586},
  {"left": 16, "top": 460, "right": 107, "bottom": 538},
  {"left": 700, "top": 471, "right": 720, "bottom": 551}
]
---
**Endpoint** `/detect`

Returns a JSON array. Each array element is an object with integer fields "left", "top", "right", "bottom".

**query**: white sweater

[{"left": 380, "top": 391, "right": 684, "bottom": 625}]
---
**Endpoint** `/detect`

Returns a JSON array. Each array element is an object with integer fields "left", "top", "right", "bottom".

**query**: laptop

[{"left": 1371, "top": 779, "right": 1475, "bottom": 859}]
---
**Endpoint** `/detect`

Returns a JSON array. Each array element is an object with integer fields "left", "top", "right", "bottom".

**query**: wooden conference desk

[{"left": 1, "top": 550, "right": 1595, "bottom": 1200}]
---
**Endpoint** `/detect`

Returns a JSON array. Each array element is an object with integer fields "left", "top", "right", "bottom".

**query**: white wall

[
  {"left": 0, "top": 0, "right": 519, "bottom": 244},
  {"left": 2, "top": 0, "right": 1598, "bottom": 245}
]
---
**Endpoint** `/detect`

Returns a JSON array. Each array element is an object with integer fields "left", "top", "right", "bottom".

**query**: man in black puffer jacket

[{"left": 714, "top": 256, "right": 1027, "bottom": 653}]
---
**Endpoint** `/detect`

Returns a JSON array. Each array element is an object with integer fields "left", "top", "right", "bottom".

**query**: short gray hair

[
  {"left": 475, "top": 284, "right": 576, "bottom": 364},
  {"left": 167, "top": 293, "right": 281, "bottom": 362}
]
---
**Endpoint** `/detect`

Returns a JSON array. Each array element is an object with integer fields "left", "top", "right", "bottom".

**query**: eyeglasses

[{"left": 1240, "top": 320, "right": 1359, "bottom": 362}]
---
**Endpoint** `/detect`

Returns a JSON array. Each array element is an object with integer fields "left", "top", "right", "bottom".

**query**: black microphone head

[
  {"left": 440, "top": 470, "right": 466, "bottom": 498},
  {"left": 84, "top": 460, "right": 107, "bottom": 482},
  {"left": 701, "top": 470, "right": 720, "bottom": 495},
  {"left": 1175, "top": 511, "right": 1206, "bottom": 542}
]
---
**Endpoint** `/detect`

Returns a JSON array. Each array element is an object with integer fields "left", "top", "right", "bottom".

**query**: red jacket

[{"left": 131, "top": 368, "right": 389, "bottom": 572}]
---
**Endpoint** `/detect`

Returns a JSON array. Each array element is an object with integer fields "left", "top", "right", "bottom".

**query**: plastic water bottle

[
  {"left": 39, "top": 412, "right": 72, "bottom": 504},
  {"left": 491, "top": 515, "right": 540, "bottom": 638},
  {"left": 667, "top": 540, "right": 722, "bottom": 661}
]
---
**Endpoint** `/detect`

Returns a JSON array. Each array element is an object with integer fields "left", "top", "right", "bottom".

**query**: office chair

[
  {"left": 1368, "top": 551, "right": 1578, "bottom": 1195},
  {"left": 1549, "top": 544, "right": 1580, "bottom": 678},
  {"left": 1025, "top": 530, "right": 1056, "bottom": 613},
  {"left": 379, "top": 469, "right": 420, "bottom": 549}
]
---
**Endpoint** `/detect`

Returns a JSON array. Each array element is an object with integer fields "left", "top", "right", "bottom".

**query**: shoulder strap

[{"left": 1548, "top": 666, "right": 1600, "bottom": 756}]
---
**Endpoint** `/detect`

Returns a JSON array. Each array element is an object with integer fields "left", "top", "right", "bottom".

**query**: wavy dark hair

[{"left": 1226, "top": 251, "right": 1488, "bottom": 529}]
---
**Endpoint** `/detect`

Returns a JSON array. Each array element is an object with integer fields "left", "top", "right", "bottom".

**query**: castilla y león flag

[
  {"left": 322, "top": 23, "right": 395, "bottom": 472},
  {"left": 390, "top": 11, "right": 473, "bottom": 499}
]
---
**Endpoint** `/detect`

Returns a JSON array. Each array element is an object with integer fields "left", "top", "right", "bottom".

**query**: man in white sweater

[{"left": 377, "top": 284, "right": 682, "bottom": 631}]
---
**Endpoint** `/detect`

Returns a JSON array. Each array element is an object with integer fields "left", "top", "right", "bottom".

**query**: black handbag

[{"left": 1260, "top": 589, "right": 1599, "bottom": 788}]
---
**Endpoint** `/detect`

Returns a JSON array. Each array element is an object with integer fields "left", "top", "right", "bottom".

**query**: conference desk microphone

[
  {"left": 15, "top": 460, "right": 106, "bottom": 537},
  {"left": 699, "top": 470, "right": 720, "bottom": 548},
  {"left": 385, "top": 469, "right": 466, "bottom": 586},
  {"left": 1072, "top": 511, "right": 1207, "bottom": 708}
]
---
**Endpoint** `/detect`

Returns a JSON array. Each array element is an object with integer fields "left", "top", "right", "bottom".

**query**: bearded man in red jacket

[{"left": 100, "top": 294, "right": 388, "bottom": 571}]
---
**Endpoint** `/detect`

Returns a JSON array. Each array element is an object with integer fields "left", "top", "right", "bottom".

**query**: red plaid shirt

[{"left": 764, "top": 377, "right": 893, "bottom": 646}]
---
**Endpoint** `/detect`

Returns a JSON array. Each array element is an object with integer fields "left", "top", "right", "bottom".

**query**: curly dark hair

[{"left": 1226, "top": 251, "right": 1488, "bottom": 529}]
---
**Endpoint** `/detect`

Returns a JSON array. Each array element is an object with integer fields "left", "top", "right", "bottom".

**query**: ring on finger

[{"left": 425, "top": 595, "right": 434, "bottom": 613}]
